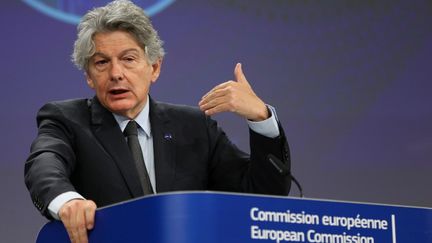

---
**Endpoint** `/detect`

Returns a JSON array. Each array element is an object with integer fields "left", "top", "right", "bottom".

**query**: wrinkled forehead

[{"left": 89, "top": 30, "right": 147, "bottom": 58}]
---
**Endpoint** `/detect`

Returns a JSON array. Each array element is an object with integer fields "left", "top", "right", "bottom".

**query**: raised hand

[{"left": 199, "top": 63, "right": 269, "bottom": 121}]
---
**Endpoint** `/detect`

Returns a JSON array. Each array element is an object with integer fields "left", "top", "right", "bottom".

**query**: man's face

[{"left": 86, "top": 30, "right": 161, "bottom": 119}]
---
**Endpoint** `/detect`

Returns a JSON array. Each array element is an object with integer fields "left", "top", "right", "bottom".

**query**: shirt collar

[{"left": 112, "top": 96, "right": 151, "bottom": 138}]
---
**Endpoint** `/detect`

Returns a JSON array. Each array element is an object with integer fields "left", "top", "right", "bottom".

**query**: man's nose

[{"left": 110, "top": 60, "right": 124, "bottom": 81}]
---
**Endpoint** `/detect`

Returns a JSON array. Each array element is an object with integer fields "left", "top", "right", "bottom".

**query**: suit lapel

[
  {"left": 88, "top": 97, "right": 144, "bottom": 198},
  {"left": 149, "top": 98, "right": 176, "bottom": 192}
]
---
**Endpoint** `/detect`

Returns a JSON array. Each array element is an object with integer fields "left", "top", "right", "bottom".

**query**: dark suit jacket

[{"left": 25, "top": 97, "right": 290, "bottom": 218}]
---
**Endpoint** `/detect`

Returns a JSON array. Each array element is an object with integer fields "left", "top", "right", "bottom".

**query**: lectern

[{"left": 37, "top": 192, "right": 432, "bottom": 243}]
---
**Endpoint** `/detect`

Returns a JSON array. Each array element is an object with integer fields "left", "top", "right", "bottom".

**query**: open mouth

[{"left": 109, "top": 89, "right": 129, "bottom": 95}]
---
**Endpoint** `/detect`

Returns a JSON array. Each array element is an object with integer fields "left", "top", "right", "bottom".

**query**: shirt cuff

[
  {"left": 48, "top": 191, "right": 85, "bottom": 220},
  {"left": 247, "top": 105, "right": 280, "bottom": 138}
]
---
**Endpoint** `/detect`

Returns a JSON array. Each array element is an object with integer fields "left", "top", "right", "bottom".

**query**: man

[{"left": 25, "top": 1, "right": 291, "bottom": 242}]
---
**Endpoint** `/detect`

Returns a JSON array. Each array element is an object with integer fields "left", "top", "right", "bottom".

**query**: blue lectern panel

[{"left": 37, "top": 192, "right": 432, "bottom": 243}]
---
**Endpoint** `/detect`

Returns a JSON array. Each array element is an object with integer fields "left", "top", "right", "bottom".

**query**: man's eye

[
  {"left": 124, "top": 57, "right": 135, "bottom": 62},
  {"left": 95, "top": 60, "right": 108, "bottom": 65}
]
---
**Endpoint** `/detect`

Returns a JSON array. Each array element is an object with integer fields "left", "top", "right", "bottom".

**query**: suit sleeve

[
  {"left": 24, "top": 103, "right": 78, "bottom": 219},
  {"left": 205, "top": 115, "right": 291, "bottom": 196}
]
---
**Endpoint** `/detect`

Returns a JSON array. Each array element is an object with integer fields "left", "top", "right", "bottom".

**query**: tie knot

[{"left": 124, "top": 120, "right": 139, "bottom": 137}]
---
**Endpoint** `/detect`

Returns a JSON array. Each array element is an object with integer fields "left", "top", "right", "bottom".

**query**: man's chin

[
  {"left": 106, "top": 103, "right": 136, "bottom": 117},
  {"left": 100, "top": 97, "right": 145, "bottom": 118}
]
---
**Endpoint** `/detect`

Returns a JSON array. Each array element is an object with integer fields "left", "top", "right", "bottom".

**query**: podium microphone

[{"left": 267, "top": 154, "right": 303, "bottom": 198}]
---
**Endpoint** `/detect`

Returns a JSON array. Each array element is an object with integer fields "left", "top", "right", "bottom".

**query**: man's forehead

[
  {"left": 88, "top": 31, "right": 147, "bottom": 60},
  {"left": 93, "top": 31, "right": 142, "bottom": 47}
]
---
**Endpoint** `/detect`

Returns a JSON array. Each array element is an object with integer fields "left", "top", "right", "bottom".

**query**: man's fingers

[
  {"left": 199, "top": 87, "right": 231, "bottom": 107},
  {"left": 85, "top": 201, "right": 97, "bottom": 230},
  {"left": 77, "top": 225, "right": 88, "bottom": 243},
  {"left": 69, "top": 210, "right": 81, "bottom": 243},
  {"left": 69, "top": 204, "right": 84, "bottom": 243},
  {"left": 59, "top": 199, "right": 96, "bottom": 243},
  {"left": 59, "top": 202, "right": 75, "bottom": 241},
  {"left": 201, "top": 81, "right": 232, "bottom": 100},
  {"left": 199, "top": 96, "right": 230, "bottom": 112},
  {"left": 75, "top": 204, "right": 88, "bottom": 243},
  {"left": 203, "top": 103, "right": 232, "bottom": 116},
  {"left": 234, "top": 63, "right": 248, "bottom": 84}
]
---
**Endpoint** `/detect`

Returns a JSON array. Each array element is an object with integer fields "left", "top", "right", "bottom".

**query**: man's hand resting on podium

[{"left": 58, "top": 199, "right": 97, "bottom": 243}]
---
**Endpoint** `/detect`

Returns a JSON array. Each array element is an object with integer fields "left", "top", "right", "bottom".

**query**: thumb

[{"left": 234, "top": 63, "right": 248, "bottom": 83}]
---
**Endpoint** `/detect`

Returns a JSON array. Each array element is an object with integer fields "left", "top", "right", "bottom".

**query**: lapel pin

[{"left": 164, "top": 133, "right": 173, "bottom": 140}]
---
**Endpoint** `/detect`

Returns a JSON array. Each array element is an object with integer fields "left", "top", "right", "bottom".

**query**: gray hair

[{"left": 72, "top": 0, "right": 165, "bottom": 71}]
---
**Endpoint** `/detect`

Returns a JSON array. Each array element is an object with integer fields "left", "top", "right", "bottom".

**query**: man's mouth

[{"left": 109, "top": 89, "right": 129, "bottom": 95}]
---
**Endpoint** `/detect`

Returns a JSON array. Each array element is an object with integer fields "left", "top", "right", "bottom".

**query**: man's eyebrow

[
  {"left": 120, "top": 48, "right": 140, "bottom": 55},
  {"left": 92, "top": 52, "right": 108, "bottom": 59},
  {"left": 92, "top": 48, "right": 141, "bottom": 58}
]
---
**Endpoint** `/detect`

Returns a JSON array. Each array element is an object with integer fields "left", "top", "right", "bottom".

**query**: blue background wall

[{"left": 1, "top": 0, "right": 431, "bottom": 241}]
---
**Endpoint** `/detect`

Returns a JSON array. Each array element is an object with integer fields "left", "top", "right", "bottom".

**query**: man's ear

[
  {"left": 86, "top": 73, "right": 95, "bottom": 89},
  {"left": 150, "top": 59, "right": 163, "bottom": 83}
]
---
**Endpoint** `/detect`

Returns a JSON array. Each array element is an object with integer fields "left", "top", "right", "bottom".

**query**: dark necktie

[{"left": 123, "top": 120, "right": 154, "bottom": 195}]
